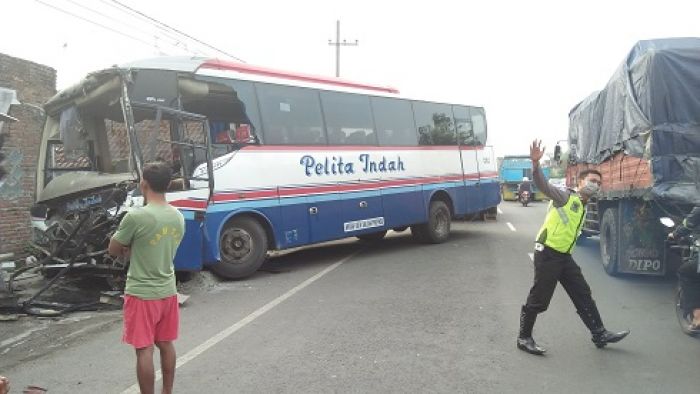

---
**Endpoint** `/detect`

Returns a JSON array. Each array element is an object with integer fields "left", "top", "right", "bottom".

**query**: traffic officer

[{"left": 517, "top": 140, "right": 630, "bottom": 355}]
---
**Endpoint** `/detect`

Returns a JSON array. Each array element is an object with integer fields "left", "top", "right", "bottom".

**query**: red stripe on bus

[
  {"left": 200, "top": 60, "right": 399, "bottom": 94},
  {"left": 211, "top": 174, "right": 482, "bottom": 202},
  {"left": 174, "top": 173, "right": 497, "bottom": 208},
  {"left": 170, "top": 199, "right": 208, "bottom": 210},
  {"left": 213, "top": 189, "right": 278, "bottom": 202}
]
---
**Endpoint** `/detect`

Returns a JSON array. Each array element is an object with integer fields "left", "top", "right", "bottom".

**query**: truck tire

[
  {"left": 357, "top": 230, "right": 387, "bottom": 242},
  {"left": 211, "top": 216, "right": 268, "bottom": 279},
  {"left": 412, "top": 200, "right": 451, "bottom": 244},
  {"left": 485, "top": 206, "right": 498, "bottom": 220},
  {"left": 599, "top": 208, "right": 619, "bottom": 276}
]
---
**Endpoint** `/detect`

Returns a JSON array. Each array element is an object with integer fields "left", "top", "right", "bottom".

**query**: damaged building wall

[{"left": 0, "top": 53, "right": 56, "bottom": 256}]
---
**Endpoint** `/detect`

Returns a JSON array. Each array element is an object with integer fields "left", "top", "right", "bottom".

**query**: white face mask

[{"left": 579, "top": 181, "right": 600, "bottom": 197}]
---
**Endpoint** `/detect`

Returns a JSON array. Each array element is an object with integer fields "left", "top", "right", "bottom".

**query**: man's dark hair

[
  {"left": 142, "top": 161, "right": 172, "bottom": 193},
  {"left": 578, "top": 168, "right": 602, "bottom": 182}
]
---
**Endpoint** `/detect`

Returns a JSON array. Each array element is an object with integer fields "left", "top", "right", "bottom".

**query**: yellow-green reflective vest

[{"left": 535, "top": 194, "right": 586, "bottom": 254}]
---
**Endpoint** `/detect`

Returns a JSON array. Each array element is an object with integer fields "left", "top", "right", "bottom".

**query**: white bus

[{"left": 32, "top": 57, "right": 500, "bottom": 279}]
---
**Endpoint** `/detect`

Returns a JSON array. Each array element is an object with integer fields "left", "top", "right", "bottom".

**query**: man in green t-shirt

[{"left": 109, "top": 162, "right": 185, "bottom": 394}]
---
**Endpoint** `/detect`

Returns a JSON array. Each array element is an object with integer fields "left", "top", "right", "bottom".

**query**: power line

[
  {"left": 63, "top": 0, "right": 171, "bottom": 49},
  {"left": 95, "top": 0, "right": 204, "bottom": 56},
  {"left": 109, "top": 0, "right": 245, "bottom": 62},
  {"left": 34, "top": 0, "right": 156, "bottom": 50},
  {"left": 61, "top": 0, "right": 187, "bottom": 55}
]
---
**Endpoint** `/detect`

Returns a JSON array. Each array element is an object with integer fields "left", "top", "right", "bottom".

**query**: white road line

[
  {"left": 528, "top": 253, "right": 534, "bottom": 261},
  {"left": 507, "top": 222, "right": 516, "bottom": 232},
  {"left": 121, "top": 251, "right": 361, "bottom": 394},
  {"left": 497, "top": 207, "right": 503, "bottom": 214}
]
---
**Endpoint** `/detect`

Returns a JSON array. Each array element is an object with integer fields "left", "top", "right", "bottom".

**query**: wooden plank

[{"left": 566, "top": 152, "right": 653, "bottom": 192}]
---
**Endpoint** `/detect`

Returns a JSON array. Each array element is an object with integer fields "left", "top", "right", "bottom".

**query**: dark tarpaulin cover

[{"left": 569, "top": 38, "right": 700, "bottom": 205}]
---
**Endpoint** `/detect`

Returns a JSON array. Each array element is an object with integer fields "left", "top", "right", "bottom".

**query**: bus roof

[
  {"left": 49, "top": 56, "right": 482, "bottom": 111},
  {"left": 121, "top": 56, "right": 399, "bottom": 95}
]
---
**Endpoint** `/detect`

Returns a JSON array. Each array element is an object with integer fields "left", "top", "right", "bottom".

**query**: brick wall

[{"left": 0, "top": 53, "right": 56, "bottom": 256}]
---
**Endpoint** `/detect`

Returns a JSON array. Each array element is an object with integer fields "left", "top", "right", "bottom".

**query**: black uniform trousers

[{"left": 525, "top": 244, "right": 595, "bottom": 314}]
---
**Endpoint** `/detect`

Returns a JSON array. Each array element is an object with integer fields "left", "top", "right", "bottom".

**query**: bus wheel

[
  {"left": 414, "top": 200, "right": 451, "bottom": 244},
  {"left": 599, "top": 208, "right": 619, "bottom": 276},
  {"left": 357, "top": 230, "right": 387, "bottom": 242},
  {"left": 212, "top": 216, "right": 268, "bottom": 279}
]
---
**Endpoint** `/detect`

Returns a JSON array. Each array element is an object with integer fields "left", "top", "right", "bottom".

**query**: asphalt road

[{"left": 1, "top": 201, "right": 698, "bottom": 393}]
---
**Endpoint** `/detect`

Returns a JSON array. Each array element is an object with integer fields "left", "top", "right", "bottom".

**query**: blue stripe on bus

[
  {"left": 181, "top": 210, "right": 196, "bottom": 220},
  {"left": 174, "top": 180, "right": 501, "bottom": 270}
]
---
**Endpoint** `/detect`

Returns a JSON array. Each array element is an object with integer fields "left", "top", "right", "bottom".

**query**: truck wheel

[
  {"left": 413, "top": 200, "right": 451, "bottom": 244},
  {"left": 599, "top": 208, "right": 619, "bottom": 276},
  {"left": 485, "top": 207, "right": 498, "bottom": 220},
  {"left": 357, "top": 230, "right": 387, "bottom": 242},
  {"left": 211, "top": 216, "right": 268, "bottom": 279}
]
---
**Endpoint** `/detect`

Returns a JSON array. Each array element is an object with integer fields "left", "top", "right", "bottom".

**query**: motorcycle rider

[
  {"left": 669, "top": 206, "right": 700, "bottom": 329},
  {"left": 518, "top": 177, "right": 533, "bottom": 202}
]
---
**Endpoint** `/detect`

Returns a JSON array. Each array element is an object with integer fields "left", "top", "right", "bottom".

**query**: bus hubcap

[
  {"left": 434, "top": 209, "right": 449, "bottom": 236},
  {"left": 222, "top": 228, "right": 253, "bottom": 262}
]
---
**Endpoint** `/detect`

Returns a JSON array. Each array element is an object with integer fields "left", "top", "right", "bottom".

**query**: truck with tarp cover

[{"left": 566, "top": 38, "right": 700, "bottom": 276}]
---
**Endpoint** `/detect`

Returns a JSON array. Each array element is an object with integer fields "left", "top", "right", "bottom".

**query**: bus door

[
  {"left": 476, "top": 145, "right": 499, "bottom": 208},
  {"left": 125, "top": 98, "right": 215, "bottom": 271}
]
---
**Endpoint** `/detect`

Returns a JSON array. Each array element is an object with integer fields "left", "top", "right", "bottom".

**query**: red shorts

[{"left": 122, "top": 294, "right": 179, "bottom": 349}]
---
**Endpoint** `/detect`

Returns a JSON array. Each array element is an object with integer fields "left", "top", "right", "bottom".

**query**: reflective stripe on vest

[{"left": 535, "top": 194, "right": 586, "bottom": 254}]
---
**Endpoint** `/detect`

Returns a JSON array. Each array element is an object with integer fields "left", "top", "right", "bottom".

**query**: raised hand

[{"left": 530, "top": 140, "right": 545, "bottom": 163}]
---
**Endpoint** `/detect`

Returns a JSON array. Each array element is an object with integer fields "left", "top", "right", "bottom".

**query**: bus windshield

[{"left": 37, "top": 69, "right": 230, "bottom": 199}]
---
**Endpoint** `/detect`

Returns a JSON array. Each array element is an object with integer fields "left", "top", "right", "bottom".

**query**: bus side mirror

[{"left": 554, "top": 144, "right": 562, "bottom": 163}]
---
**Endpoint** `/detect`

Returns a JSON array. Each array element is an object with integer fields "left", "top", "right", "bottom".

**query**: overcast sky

[{"left": 3, "top": 0, "right": 699, "bottom": 158}]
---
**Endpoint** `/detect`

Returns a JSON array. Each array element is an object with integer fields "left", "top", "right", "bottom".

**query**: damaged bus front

[{"left": 30, "top": 62, "right": 225, "bottom": 287}]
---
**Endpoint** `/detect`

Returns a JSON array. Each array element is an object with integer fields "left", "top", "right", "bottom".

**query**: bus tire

[
  {"left": 414, "top": 200, "right": 451, "bottom": 244},
  {"left": 211, "top": 216, "right": 268, "bottom": 279},
  {"left": 357, "top": 230, "right": 387, "bottom": 242},
  {"left": 599, "top": 208, "right": 619, "bottom": 276}
]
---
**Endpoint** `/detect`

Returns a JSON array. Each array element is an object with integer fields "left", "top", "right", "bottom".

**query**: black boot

[
  {"left": 576, "top": 303, "right": 630, "bottom": 348},
  {"left": 517, "top": 306, "right": 546, "bottom": 355}
]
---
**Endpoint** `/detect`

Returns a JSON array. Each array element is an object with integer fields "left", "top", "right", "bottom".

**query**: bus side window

[
  {"left": 320, "top": 91, "right": 376, "bottom": 146},
  {"left": 453, "top": 105, "right": 475, "bottom": 146},
  {"left": 413, "top": 101, "right": 456, "bottom": 146},
  {"left": 470, "top": 107, "right": 487, "bottom": 146},
  {"left": 256, "top": 83, "right": 326, "bottom": 145},
  {"left": 371, "top": 97, "right": 418, "bottom": 146}
]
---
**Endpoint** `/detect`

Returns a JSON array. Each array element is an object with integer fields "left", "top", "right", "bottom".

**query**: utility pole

[{"left": 328, "top": 20, "right": 358, "bottom": 77}]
